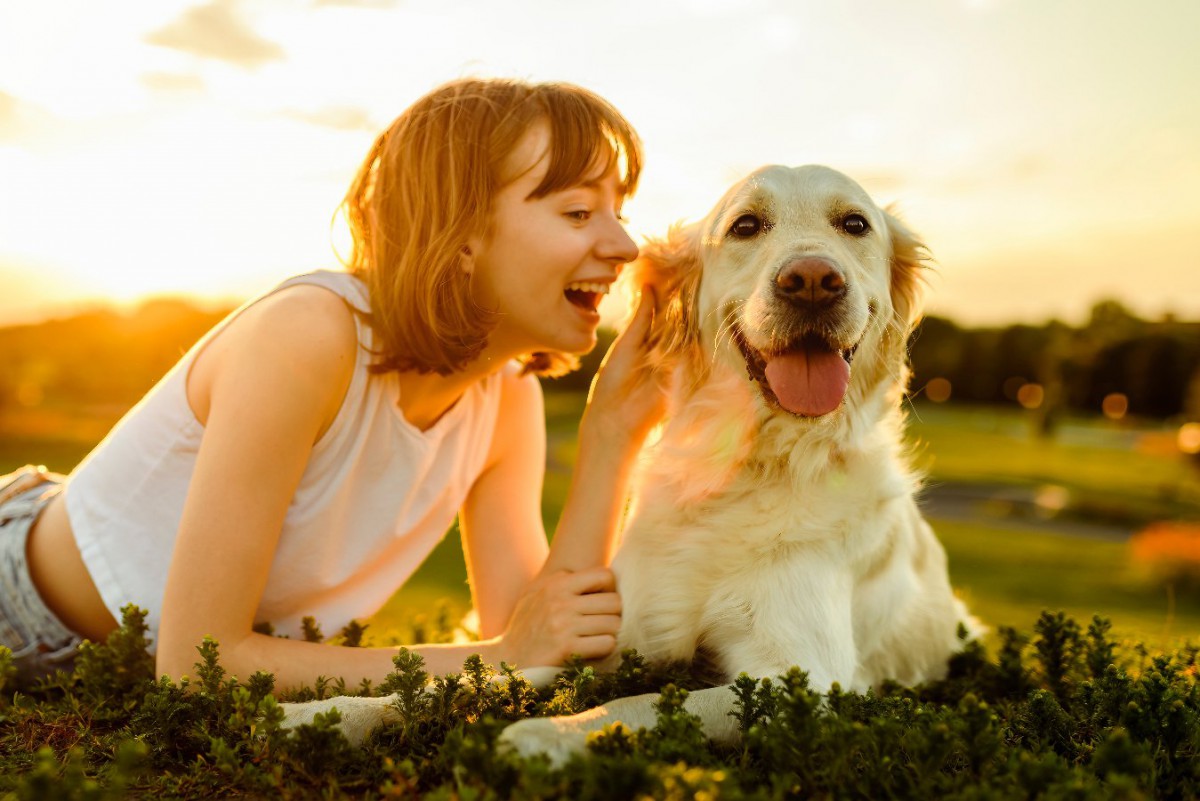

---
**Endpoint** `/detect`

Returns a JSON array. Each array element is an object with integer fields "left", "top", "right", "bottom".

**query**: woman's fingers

[
  {"left": 561, "top": 566, "right": 617, "bottom": 595},
  {"left": 623, "top": 284, "right": 656, "bottom": 341},
  {"left": 571, "top": 634, "right": 619, "bottom": 660},
  {"left": 609, "top": 285, "right": 656, "bottom": 359},
  {"left": 574, "top": 614, "right": 622, "bottom": 637},
  {"left": 575, "top": 591, "right": 622, "bottom": 616},
  {"left": 497, "top": 567, "right": 624, "bottom": 667}
]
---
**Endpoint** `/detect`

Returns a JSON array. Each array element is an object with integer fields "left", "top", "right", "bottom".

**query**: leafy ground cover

[
  {"left": 4, "top": 395, "right": 1198, "bottom": 796},
  {"left": 2, "top": 607, "right": 1197, "bottom": 799}
]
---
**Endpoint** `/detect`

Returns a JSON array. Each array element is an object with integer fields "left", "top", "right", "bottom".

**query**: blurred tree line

[
  {"left": 2, "top": 297, "right": 1198, "bottom": 425},
  {"left": 909, "top": 300, "right": 1200, "bottom": 424},
  {"left": 0, "top": 299, "right": 228, "bottom": 412}
]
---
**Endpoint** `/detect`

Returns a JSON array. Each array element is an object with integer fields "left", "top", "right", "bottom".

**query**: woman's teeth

[
  {"left": 564, "top": 282, "right": 610, "bottom": 294},
  {"left": 564, "top": 282, "right": 608, "bottom": 312}
]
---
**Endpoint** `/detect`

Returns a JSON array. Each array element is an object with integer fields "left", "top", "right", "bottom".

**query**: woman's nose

[{"left": 599, "top": 218, "right": 639, "bottom": 264}]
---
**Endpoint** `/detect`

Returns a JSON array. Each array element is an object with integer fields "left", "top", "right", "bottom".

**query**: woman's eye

[
  {"left": 729, "top": 214, "right": 762, "bottom": 238},
  {"left": 566, "top": 210, "right": 591, "bottom": 222},
  {"left": 842, "top": 214, "right": 870, "bottom": 236}
]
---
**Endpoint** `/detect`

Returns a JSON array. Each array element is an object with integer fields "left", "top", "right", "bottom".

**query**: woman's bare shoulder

[
  {"left": 188, "top": 282, "right": 359, "bottom": 429},
  {"left": 239, "top": 283, "right": 359, "bottom": 354},
  {"left": 497, "top": 362, "right": 544, "bottom": 417},
  {"left": 480, "top": 363, "right": 545, "bottom": 473}
]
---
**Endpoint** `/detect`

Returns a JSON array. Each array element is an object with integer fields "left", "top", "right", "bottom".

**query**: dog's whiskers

[
  {"left": 874, "top": 314, "right": 914, "bottom": 390},
  {"left": 710, "top": 302, "right": 745, "bottom": 369}
]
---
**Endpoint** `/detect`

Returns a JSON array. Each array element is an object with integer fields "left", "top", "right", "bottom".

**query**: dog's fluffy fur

[
  {"left": 281, "top": 165, "right": 979, "bottom": 759},
  {"left": 497, "top": 164, "right": 979, "bottom": 761}
]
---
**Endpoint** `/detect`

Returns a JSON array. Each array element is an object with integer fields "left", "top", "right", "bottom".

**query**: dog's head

[{"left": 630, "top": 165, "right": 929, "bottom": 424}]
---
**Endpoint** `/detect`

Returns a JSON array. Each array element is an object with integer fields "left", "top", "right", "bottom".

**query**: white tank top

[{"left": 64, "top": 271, "right": 503, "bottom": 644}]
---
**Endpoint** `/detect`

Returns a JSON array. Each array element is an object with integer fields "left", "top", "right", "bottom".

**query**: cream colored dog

[{"left": 282, "top": 165, "right": 979, "bottom": 762}]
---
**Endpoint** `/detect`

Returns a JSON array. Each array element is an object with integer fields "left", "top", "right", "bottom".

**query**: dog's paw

[
  {"left": 497, "top": 717, "right": 589, "bottom": 767},
  {"left": 280, "top": 694, "right": 401, "bottom": 746}
]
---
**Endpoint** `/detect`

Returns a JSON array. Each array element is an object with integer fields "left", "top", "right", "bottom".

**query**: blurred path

[{"left": 920, "top": 481, "right": 1135, "bottom": 542}]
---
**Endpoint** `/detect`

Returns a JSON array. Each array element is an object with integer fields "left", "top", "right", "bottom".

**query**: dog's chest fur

[{"left": 606, "top": 388, "right": 964, "bottom": 690}]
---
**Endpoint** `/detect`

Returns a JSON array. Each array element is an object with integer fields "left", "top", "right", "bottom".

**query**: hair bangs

[{"left": 528, "top": 86, "right": 642, "bottom": 200}]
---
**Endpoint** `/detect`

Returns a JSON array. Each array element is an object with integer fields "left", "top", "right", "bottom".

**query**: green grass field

[
  {"left": 938, "top": 520, "right": 1197, "bottom": 653},
  {"left": 3, "top": 395, "right": 1198, "bottom": 650},
  {"left": 907, "top": 402, "right": 1200, "bottom": 525}
]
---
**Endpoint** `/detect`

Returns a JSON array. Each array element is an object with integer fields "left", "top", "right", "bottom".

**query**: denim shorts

[{"left": 1, "top": 466, "right": 83, "bottom": 690}]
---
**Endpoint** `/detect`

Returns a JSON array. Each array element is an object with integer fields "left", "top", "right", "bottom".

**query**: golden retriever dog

[
  {"left": 496, "top": 164, "right": 980, "bottom": 761},
  {"left": 281, "top": 165, "right": 980, "bottom": 761}
]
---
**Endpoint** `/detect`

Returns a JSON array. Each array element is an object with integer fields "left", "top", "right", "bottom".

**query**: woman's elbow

[{"left": 155, "top": 618, "right": 244, "bottom": 682}]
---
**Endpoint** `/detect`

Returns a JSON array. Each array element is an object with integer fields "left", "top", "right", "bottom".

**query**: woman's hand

[
  {"left": 581, "top": 286, "right": 670, "bottom": 454},
  {"left": 535, "top": 286, "right": 671, "bottom": 575},
  {"left": 491, "top": 568, "right": 622, "bottom": 667}
]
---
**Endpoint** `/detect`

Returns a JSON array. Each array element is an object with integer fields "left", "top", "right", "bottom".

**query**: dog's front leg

[
  {"left": 498, "top": 685, "right": 740, "bottom": 767},
  {"left": 279, "top": 665, "right": 562, "bottom": 746},
  {"left": 710, "top": 567, "right": 859, "bottom": 694},
  {"left": 280, "top": 693, "right": 403, "bottom": 745}
]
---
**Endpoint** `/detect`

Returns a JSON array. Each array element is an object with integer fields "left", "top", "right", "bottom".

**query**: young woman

[{"left": 0, "top": 78, "right": 666, "bottom": 692}]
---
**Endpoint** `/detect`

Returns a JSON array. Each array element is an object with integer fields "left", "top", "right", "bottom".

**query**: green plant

[{"left": 2, "top": 608, "right": 1197, "bottom": 799}]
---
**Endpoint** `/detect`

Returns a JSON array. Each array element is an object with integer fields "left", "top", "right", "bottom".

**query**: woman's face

[{"left": 468, "top": 122, "right": 638, "bottom": 358}]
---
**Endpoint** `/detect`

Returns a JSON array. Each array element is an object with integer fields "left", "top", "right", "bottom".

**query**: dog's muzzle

[
  {"left": 773, "top": 257, "right": 847, "bottom": 311},
  {"left": 735, "top": 259, "right": 861, "bottom": 418},
  {"left": 734, "top": 326, "right": 858, "bottom": 417}
]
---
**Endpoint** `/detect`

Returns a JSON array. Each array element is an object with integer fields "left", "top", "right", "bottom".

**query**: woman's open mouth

[
  {"left": 564, "top": 281, "right": 609, "bottom": 313},
  {"left": 733, "top": 327, "right": 858, "bottom": 417}
]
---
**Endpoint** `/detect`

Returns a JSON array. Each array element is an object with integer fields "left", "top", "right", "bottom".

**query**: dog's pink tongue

[{"left": 763, "top": 348, "right": 850, "bottom": 416}]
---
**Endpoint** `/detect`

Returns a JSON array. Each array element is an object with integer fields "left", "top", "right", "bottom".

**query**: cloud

[
  {"left": 0, "top": 92, "right": 17, "bottom": 123},
  {"left": 280, "top": 106, "right": 378, "bottom": 132},
  {"left": 144, "top": 0, "right": 285, "bottom": 68},
  {"left": 0, "top": 91, "right": 56, "bottom": 141},
  {"left": 140, "top": 72, "right": 207, "bottom": 94},
  {"left": 312, "top": 0, "right": 401, "bottom": 7}
]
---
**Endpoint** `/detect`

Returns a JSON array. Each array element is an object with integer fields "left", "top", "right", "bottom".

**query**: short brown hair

[{"left": 340, "top": 78, "right": 642, "bottom": 377}]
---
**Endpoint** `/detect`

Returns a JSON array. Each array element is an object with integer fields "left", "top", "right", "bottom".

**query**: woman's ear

[
  {"left": 625, "top": 221, "right": 704, "bottom": 375},
  {"left": 459, "top": 238, "right": 479, "bottom": 276},
  {"left": 883, "top": 207, "right": 931, "bottom": 335}
]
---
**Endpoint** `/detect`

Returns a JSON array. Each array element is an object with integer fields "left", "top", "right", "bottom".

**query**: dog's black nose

[{"left": 775, "top": 257, "right": 847, "bottom": 309}]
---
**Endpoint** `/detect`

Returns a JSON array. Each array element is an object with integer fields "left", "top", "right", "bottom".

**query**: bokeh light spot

[
  {"left": 1179, "top": 422, "right": 1200, "bottom": 455},
  {"left": 1017, "top": 383, "right": 1044, "bottom": 410},
  {"left": 925, "top": 377, "right": 952, "bottom": 403},
  {"left": 1102, "top": 392, "right": 1129, "bottom": 420}
]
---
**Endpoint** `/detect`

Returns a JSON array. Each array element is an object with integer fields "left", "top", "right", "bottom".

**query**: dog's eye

[
  {"left": 842, "top": 214, "right": 870, "bottom": 236},
  {"left": 729, "top": 214, "right": 762, "bottom": 238}
]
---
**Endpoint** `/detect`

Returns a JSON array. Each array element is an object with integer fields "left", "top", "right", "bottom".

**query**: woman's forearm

[
  {"left": 543, "top": 425, "right": 640, "bottom": 574},
  {"left": 542, "top": 287, "right": 666, "bottom": 575},
  {"left": 158, "top": 631, "right": 504, "bottom": 693}
]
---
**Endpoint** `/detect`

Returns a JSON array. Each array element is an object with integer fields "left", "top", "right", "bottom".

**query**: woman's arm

[
  {"left": 454, "top": 290, "right": 665, "bottom": 669},
  {"left": 459, "top": 367, "right": 622, "bottom": 668},
  {"left": 543, "top": 287, "right": 668, "bottom": 573},
  {"left": 157, "top": 286, "right": 506, "bottom": 690},
  {"left": 458, "top": 367, "right": 548, "bottom": 639}
]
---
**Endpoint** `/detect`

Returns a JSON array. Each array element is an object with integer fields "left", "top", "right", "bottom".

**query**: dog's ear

[
  {"left": 883, "top": 206, "right": 931, "bottom": 335},
  {"left": 626, "top": 222, "right": 705, "bottom": 375}
]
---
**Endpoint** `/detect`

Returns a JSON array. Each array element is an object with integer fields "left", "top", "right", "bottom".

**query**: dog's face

[{"left": 635, "top": 165, "right": 927, "bottom": 421}]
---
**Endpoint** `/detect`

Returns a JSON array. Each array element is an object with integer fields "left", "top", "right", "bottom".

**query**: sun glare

[{"left": 2, "top": 3, "right": 1199, "bottom": 324}]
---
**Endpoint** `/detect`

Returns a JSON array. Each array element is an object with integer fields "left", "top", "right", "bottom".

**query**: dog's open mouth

[{"left": 734, "top": 328, "right": 858, "bottom": 417}]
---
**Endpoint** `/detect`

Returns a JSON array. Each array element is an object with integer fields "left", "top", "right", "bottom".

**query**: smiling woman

[{"left": 1, "top": 77, "right": 670, "bottom": 695}]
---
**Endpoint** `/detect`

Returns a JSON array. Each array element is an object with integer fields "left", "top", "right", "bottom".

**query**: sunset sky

[{"left": 1, "top": 0, "right": 1198, "bottom": 327}]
